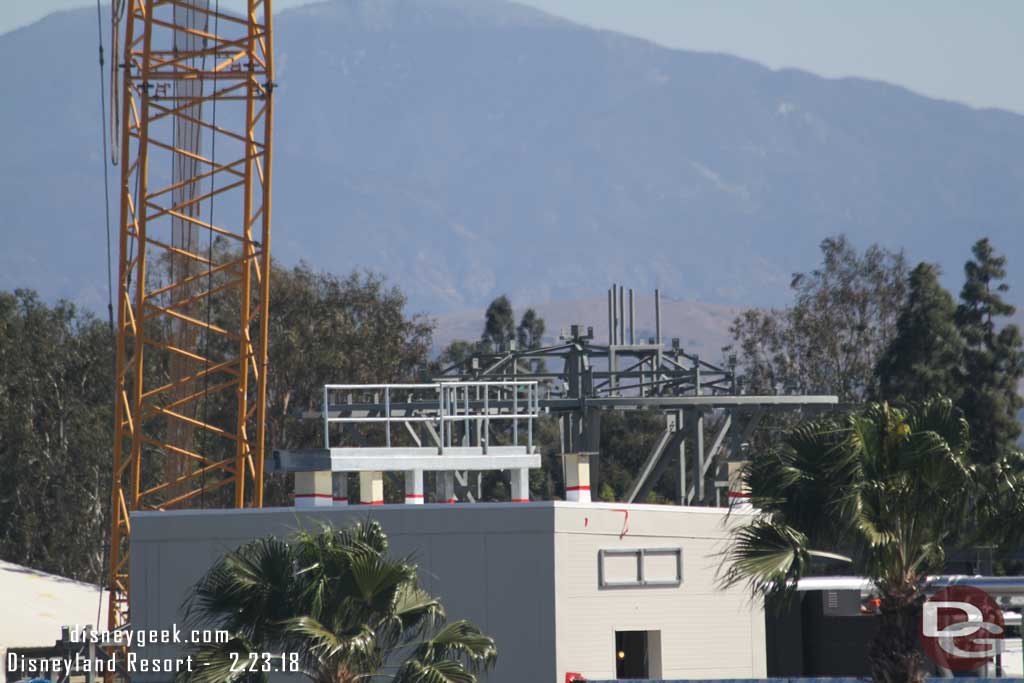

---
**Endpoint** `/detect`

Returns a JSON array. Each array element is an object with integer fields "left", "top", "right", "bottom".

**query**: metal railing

[{"left": 322, "top": 380, "right": 539, "bottom": 454}]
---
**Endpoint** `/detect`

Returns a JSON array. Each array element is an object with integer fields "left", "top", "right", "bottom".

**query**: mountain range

[{"left": 2, "top": 0, "right": 1023, "bottom": 329}]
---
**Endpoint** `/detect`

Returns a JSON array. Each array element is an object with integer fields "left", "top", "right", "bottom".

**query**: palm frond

[
  {"left": 719, "top": 518, "right": 811, "bottom": 598},
  {"left": 392, "top": 659, "right": 479, "bottom": 683},
  {"left": 412, "top": 620, "right": 498, "bottom": 669}
]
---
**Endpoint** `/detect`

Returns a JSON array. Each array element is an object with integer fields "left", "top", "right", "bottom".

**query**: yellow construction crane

[{"left": 107, "top": 0, "right": 274, "bottom": 632}]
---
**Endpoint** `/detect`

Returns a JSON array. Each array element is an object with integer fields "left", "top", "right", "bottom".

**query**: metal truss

[{"left": 108, "top": 0, "right": 274, "bottom": 633}]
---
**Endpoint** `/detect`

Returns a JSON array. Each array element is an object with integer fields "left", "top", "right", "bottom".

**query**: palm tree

[
  {"left": 720, "top": 397, "right": 991, "bottom": 683},
  {"left": 177, "top": 519, "right": 496, "bottom": 683}
]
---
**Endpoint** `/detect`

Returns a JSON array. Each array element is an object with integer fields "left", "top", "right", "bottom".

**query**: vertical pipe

[
  {"left": 437, "top": 385, "right": 445, "bottom": 454},
  {"left": 618, "top": 285, "right": 625, "bottom": 345},
  {"left": 695, "top": 410, "right": 705, "bottom": 502},
  {"left": 655, "top": 288, "right": 662, "bottom": 345},
  {"left": 384, "top": 387, "right": 391, "bottom": 447},
  {"left": 611, "top": 284, "right": 618, "bottom": 345},
  {"left": 483, "top": 386, "right": 489, "bottom": 453},
  {"left": 323, "top": 385, "right": 329, "bottom": 448},
  {"left": 607, "top": 288, "right": 614, "bottom": 346},
  {"left": 527, "top": 384, "right": 534, "bottom": 452},
  {"left": 629, "top": 288, "right": 635, "bottom": 345},
  {"left": 252, "top": 0, "right": 275, "bottom": 508},
  {"left": 475, "top": 384, "right": 482, "bottom": 447},
  {"left": 513, "top": 383, "right": 519, "bottom": 446},
  {"left": 677, "top": 410, "right": 687, "bottom": 505},
  {"left": 447, "top": 387, "right": 454, "bottom": 448},
  {"left": 511, "top": 367, "right": 518, "bottom": 445},
  {"left": 463, "top": 385, "right": 470, "bottom": 447}
]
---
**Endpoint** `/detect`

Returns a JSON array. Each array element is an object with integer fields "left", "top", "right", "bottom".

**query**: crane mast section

[{"left": 108, "top": 0, "right": 274, "bottom": 632}]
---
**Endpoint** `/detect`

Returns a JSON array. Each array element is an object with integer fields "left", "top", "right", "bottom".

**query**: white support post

[
  {"left": 562, "top": 453, "right": 591, "bottom": 503},
  {"left": 511, "top": 469, "right": 530, "bottom": 503},
  {"left": 360, "top": 471, "right": 384, "bottom": 505},
  {"left": 437, "top": 471, "right": 456, "bottom": 504},
  {"left": 295, "top": 471, "right": 332, "bottom": 508},
  {"left": 332, "top": 472, "right": 348, "bottom": 506},
  {"left": 405, "top": 469, "right": 424, "bottom": 504}
]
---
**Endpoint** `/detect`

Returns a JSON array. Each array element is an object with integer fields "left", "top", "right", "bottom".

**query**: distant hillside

[{"left": 2, "top": 0, "right": 1024, "bottom": 315}]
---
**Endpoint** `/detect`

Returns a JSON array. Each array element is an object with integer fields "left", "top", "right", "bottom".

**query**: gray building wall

[
  {"left": 129, "top": 502, "right": 764, "bottom": 683},
  {"left": 130, "top": 504, "right": 557, "bottom": 683}
]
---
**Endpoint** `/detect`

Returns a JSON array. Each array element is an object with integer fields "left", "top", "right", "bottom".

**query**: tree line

[
  {"left": 729, "top": 235, "right": 1023, "bottom": 464},
  {"left": 0, "top": 264, "right": 434, "bottom": 584},
  {"left": 720, "top": 237, "right": 1024, "bottom": 682},
  {"left": 2, "top": 235, "right": 1021, "bottom": 584}
]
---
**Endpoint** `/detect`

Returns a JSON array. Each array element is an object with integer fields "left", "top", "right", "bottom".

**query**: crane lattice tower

[{"left": 107, "top": 0, "right": 274, "bottom": 632}]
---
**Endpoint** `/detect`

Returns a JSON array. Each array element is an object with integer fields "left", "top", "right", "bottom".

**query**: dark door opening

[{"left": 615, "top": 630, "right": 649, "bottom": 679}]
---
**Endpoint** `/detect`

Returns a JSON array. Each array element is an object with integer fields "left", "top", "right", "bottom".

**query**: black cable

[{"left": 95, "top": 0, "right": 115, "bottom": 630}]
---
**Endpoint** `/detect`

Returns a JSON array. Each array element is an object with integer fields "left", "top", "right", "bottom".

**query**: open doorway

[{"left": 615, "top": 630, "right": 661, "bottom": 679}]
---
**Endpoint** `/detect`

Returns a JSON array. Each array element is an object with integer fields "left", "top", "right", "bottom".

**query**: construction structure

[
  {"left": 107, "top": 0, "right": 274, "bottom": 633},
  {"left": 93, "top": 4, "right": 833, "bottom": 681},
  {"left": 288, "top": 287, "right": 837, "bottom": 508}
]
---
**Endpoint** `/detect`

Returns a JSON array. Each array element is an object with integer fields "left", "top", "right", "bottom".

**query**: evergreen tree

[
  {"left": 481, "top": 295, "right": 515, "bottom": 351},
  {"left": 876, "top": 262, "right": 964, "bottom": 403},
  {"left": 516, "top": 307, "right": 547, "bottom": 374},
  {"left": 955, "top": 238, "right": 1024, "bottom": 463},
  {"left": 516, "top": 308, "right": 545, "bottom": 349}
]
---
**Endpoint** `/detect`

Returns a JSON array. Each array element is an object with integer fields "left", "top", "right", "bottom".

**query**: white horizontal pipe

[
  {"left": 326, "top": 416, "right": 438, "bottom": 423},
  {"left": 325, "top": 381, "right": 538, "bottom": 390},
  {"left": 326, "top": 413, "right": 537, "bottom": 424}
]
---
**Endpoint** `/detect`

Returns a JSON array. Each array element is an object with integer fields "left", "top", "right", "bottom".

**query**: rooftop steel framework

[{"left": 299, "top": 288, "right": 838, "bottom": 506}]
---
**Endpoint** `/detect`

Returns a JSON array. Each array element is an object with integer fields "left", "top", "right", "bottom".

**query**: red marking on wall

[
  {"left": 332, "top": 496, "right": 348, "bottom": 502},
  {"left": 511, "top": 498, "right": 529, "bottom": 503},
  {"left": 584, "top": 517, "right": 589, "bottom": 527},
  {"left": 566, "top": 485, "right": 591, "bottom": 492},
  {"left": 295, "top": 493, "right": 333, "bottom": 499},
  {"left": 405, "top": 494, "right": 425, "bottom": 499},
  {"left": 611, "top": 508, "right": 630, "bottom": 538}
]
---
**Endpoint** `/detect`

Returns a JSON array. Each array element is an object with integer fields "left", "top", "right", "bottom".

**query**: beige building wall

[{"left": 552, "top": 503, "right": 766, "bottom": 680}]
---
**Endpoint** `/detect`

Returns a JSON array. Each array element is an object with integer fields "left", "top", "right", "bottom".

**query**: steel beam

[{"left": 269, "top": 447, "right": 538, "bottom": 473}]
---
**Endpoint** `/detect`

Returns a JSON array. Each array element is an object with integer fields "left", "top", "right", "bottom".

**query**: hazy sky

[{"left": 6, "top": 0, "right": 1023, "bottom": 114}]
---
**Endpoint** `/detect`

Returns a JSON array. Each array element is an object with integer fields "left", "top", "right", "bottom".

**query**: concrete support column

[
  {"left": 359, "top": 471, "right": 384, "bottom": 505},
  {"left": 332, "top": 472, "right": 348, "bottom": 506},
  {"left": 562, "top": 453, "right": 591, "bottom": 503},
  {"left": 295, "top": 471, "right": 332, "bottom": 508},
  {"left": 437, "top": 471, "right": 456, "bottom": 503},
  {"left": 404, "top": 469, "right": 424, "bottom": 504},
  {"left": 511, "top": 469, "right": 530, "bottom": 503}
]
